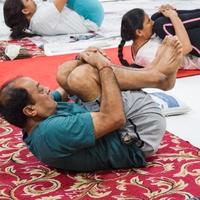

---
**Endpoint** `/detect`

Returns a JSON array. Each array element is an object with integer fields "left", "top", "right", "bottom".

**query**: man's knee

[
  {"left": 68, "top": 64, "right": 98, "bottom": 92},
  {"left": 67, "top": 64, "right": 101, "bottom": 101},
  {"left": 67, "top": 69, "right": 83, "bottom": 90},
  {"left": 56, "top": 62, "right": 73, "bottom": 87}
]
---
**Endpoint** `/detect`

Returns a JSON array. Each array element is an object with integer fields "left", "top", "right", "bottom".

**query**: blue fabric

[
  {"left": 51, "top": 90, "right": 62, "bottom": 102},
  {"left": 23, "top": 93, "right": 146, "bottom": 172},
  {"left": 67, "top": 0, "right": 104, "bottom": 26}
]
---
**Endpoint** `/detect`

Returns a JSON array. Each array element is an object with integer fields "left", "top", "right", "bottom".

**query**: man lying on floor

[{"left": 0, "top": 36, "right": 182, "bottom": 172}]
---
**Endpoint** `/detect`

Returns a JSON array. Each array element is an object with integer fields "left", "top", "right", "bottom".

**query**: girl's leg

[
  {"left": 153, "top": 10, "right": 200, "bottom": 56},
  {"left": 151, "top": 9, "right": 200, "bottom": 21},
  {"left": 154, "top": 11, "right": 200, "bottom": 36},
  {"left": 187, "top": 28, "right": 200, "bottom": 56}
]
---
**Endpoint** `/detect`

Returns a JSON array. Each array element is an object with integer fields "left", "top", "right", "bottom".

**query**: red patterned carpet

[{"left": 0, "top": 118, "right": 200, "bottom": 200}]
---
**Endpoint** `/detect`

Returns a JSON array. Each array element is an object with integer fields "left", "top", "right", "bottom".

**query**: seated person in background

[
  {"left": 0, "top": 36, "right": 183, "bottom": 172},
  {"left": 3, "top": 0, "right": 104, "bottom": 39},
  {"left": 118, "top": 5, "right": 200, "bottom": 69}
]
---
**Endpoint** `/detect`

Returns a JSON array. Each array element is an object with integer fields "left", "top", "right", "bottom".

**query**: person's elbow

[
  {"left": 183, "top": 44, "right": 193, "bottom": 55},
  {"left": 111, "top": 113, "right": 126, "bottom": 129},
  {"left": 92, "top": 112, "right": 126, "bottom": 139}
]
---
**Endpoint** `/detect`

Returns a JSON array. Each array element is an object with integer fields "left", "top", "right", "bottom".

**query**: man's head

[{"left": 0, "top": 77, "right": 56, "bottom": 128}]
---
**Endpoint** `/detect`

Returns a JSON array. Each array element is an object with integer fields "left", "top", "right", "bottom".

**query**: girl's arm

[
  {"left": 159, "top": 6, "right": 192, "bottom": 55},
  {"left": 54, "top": 0, "right": 68, "bottom": 12}
]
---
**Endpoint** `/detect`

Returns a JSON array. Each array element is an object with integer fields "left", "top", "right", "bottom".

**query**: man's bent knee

[
  {"left": 68, "top": 65, "right": 101, "bottom": 101},
  {"left": 67, "top": 64, "right": 96, "bottom": 89}
]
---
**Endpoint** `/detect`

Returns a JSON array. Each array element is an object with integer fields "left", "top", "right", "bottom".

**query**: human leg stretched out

[{"left": 57, "top": 36, "right": 183, "bottom": 102}]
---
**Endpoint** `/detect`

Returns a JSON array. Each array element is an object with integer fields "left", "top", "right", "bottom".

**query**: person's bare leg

[
  {"left": 57, "top": 62, "right": 163, "bottom": 101},
  {"left": 57, "top": 36, "right": 182, "bottom": 101},
  {"left": 113, "top": 35, "right": 182, "bottom": 90},
  {"left": 67, "top": 64, "right": 101, "bottom": 101}
]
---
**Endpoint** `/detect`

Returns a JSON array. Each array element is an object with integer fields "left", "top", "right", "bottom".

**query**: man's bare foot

[
  {"left": 150, "top": 36, "right": 182, "bottom": 74},
  {"left": 149, "top": 36, "right": 183, "bottom": 90}
]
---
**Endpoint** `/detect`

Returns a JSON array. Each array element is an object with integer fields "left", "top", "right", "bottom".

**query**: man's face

[{"left": 14, "top": 77, "right": 57, "bottom": 118}]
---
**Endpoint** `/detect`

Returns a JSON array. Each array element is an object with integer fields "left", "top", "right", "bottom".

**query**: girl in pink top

[{"left": 118, "top": 5, "right": 200, "bottom": 69}]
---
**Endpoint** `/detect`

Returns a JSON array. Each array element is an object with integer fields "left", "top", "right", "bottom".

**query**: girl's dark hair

[
  {"left": 3, "top": 0, "right": 38, "bottom": 39},
  {"left": 118, "top": 8, "right": 145, "bottom": 67}
]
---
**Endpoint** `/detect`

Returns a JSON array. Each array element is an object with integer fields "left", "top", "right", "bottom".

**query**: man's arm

[{"left": 79, "top": 51, "right": 126, "bottom": 139}]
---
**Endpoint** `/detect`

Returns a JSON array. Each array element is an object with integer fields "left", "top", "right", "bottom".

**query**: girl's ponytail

[{"left": 118, "top": 39, "right": 130, "bottom": 66}]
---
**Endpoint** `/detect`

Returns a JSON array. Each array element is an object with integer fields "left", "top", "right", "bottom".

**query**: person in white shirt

[
  {"left": 118, "top": 5, "right": 200, "bottom": 69},
  {"left": 3, "top": 0, "right": 104, "bottom": 39}
]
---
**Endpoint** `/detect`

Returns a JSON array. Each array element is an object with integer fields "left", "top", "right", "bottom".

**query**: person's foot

[{"left": 148, "top": 35, "right": 183, "bottom": 90}]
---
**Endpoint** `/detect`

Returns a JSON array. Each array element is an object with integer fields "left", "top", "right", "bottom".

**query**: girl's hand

[
  {"left": 159, "top": 4, "right": 175, "bottom": 11},
  {"left": 159, "top": 5, "right": 178, "bottom": 18}
]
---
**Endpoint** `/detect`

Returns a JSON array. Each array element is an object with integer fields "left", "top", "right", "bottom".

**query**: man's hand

[
  {"left": 84, "top": 46, "right": 108, "bottom": 58},
  {"left": 76, "top": 47, "right": 111, "bottom": 63},
  {"left": 79, "top": 51, "right": 111, "bottom": 70}
]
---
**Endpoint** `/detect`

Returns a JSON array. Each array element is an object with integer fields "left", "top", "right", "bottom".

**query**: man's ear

[
  {"left": 22, "top": 8, "right": 30, "bottom": 15},
  {"left": 23, "top": 105, "right": 37, "bottom": 117}
]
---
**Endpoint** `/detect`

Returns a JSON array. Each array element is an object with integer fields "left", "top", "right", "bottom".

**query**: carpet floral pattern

[{"left": 0, "top": 118, "right": 200, "bottom": 200}]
